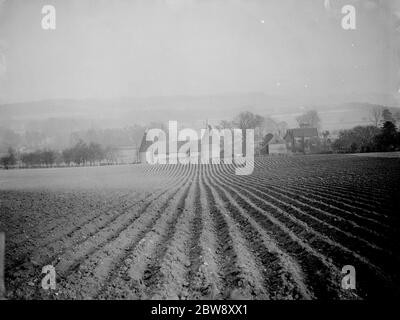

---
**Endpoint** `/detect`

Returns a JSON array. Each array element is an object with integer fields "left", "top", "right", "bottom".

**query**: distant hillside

[{"left": 0, "top": 93, "right": 399, "bottom": 132}]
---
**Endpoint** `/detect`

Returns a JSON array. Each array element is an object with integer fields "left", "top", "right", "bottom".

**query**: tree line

[
  {"left": 332, "top": 120, "right": 400, "bottom": 153},
  {"left": 0, "top": 125, "right": 145, "bottom": 156},
  {"left": 0, "top": 141, "right": 120, "bottom": 169}
]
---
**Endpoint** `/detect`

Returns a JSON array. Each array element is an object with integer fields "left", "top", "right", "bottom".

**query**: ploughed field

[{"left": 1, "top": 154, "right": 400, "bottom": 300}]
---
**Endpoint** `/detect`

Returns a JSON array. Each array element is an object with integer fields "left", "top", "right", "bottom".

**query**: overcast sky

[{"left": 0, "top": 0, "right": 399, "bottom": 104}]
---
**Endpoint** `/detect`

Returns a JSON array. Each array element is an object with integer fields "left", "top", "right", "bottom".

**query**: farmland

[{"left": 0, "top": 154, "right": 400, "bottom": 300}]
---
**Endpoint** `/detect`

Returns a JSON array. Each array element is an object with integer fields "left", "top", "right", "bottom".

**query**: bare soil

[{"left": 1, "top": 155, "right": 400, "bottom": 300}]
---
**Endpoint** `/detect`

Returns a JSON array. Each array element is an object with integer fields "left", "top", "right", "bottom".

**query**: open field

[
  {"left": 350, "top": 152, "right": 400, "bottom": 158},
  {"left": 1, "top": 154, "right": 400, "bottom": 300}
]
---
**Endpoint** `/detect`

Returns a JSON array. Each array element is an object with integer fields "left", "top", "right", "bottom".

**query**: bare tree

[
  {"left": 394, "top": 111, "right": 400, "bottom": 125},
  {"left": 296, "top": 110, "right": 321, "bottom": 129},
  {"left": 321, "top": 130, "right": 330, "bottom": 150},
  {"left": 381, "top": 108, "right": 395, "bottom": 124},
  {"left": 235, "top": 111, "right": 264, "bottom": 130},
  {"left": 234, "top": 111, "right": 264, "bottom": 155},
  {"left": 218, "top": 120, "right": 235, "bottom": 129},
  {"left": 277, "top": 121, "right": 288, "bottom": 137},
  {"left": 0, "top": 147, "right": 17, "bottom": 169},
  {"left": 369, "top": 107, "right": 382, "bottom": 127}
]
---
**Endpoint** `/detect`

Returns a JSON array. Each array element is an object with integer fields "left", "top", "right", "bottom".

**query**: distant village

[{"left": 1, "top": 106, "right": 400, "bottom": 169}]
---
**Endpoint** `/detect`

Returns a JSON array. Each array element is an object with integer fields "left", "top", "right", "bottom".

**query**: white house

[{"left": 268, "top": 135, "right": 288, "bottom": 155}]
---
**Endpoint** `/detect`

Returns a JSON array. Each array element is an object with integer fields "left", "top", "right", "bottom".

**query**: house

[
  {"left": 267, "top": 135, "right": 288, "bottom": 155},
  {"left": 284, "top": 128, "right": 319, "bottom": 154},
  {"left": 138, "top": 124, "right": 234, "bottom": 164}
]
